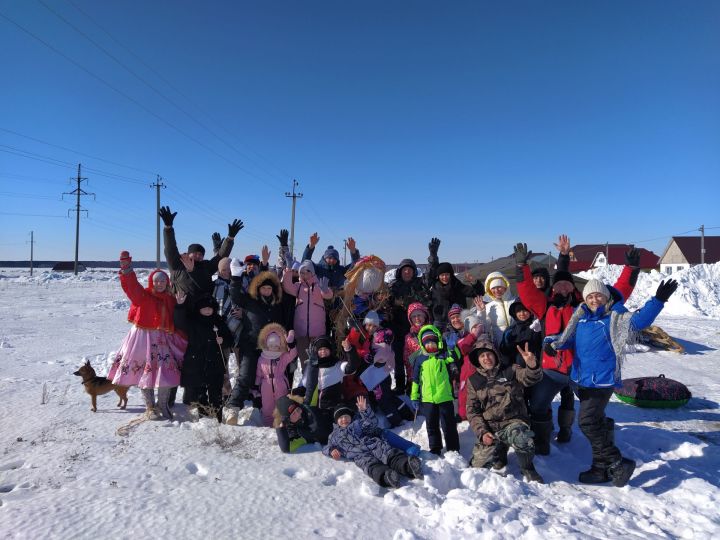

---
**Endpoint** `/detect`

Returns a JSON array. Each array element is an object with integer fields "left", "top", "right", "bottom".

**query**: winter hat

[
  {"left": 276, "top": 396, "right": 300, "bottom": 419},
  {"left": 552, "top": 270, "right": 575, "bottom": 286},
  {"left": 583, "top": 279, "right": 610, "bottom": 301},
  {"left": 244, "top": 254, "right": 260, "bottom": 265},
  {"left": 407, "top": 302, "right": 429, "bottom": 323},
  {"left": 291, "top": 260, "right": 302, "bottom": 271},
  {"left": 488, "top": 278, "right": 506, "bottom": 290},
  {"left": 363, "top": 310, "right": 381, "bottom": 327},
  {"left": 463, "top": 314, "right": 483, "bottom": 334},
  {"left": 323, "top": 246, "right": 340, "bottom": 261},
  {"left": 509, "top": 300, "right": 531, "bottom": 320},
  {"left": 187, "top": 243, "right": 205, "bottom": 255},
  {"left": 259, "top": 276, "right": 276, "bottom": 289},
  {"left": 531, "top": 267, "right": 550, "bottom": 282},
  {"left": 230, "top": 257, "right": 243, "bottom": 277},
  {"left": 333, "top": 405, "right": 354, "bottom": 423},
  {"left": 194, "top": 294, "right": 218, "bottom": 312},
  {"left": 447, "top": 304, "right": 463, "bottom": 320},
  {"left": 298, "top": 260, "right": 315, "bottom": 275},
  {"left": 436, "top": 262, "right": 454, "bottom": 276},
  {"left": 313, "top": 335, "right": 334, "bottom": 352},
  {"left": 468, "top": 340, "right": 498, "bottom": 368},
  {"left": 395, "top": 259, "right": 417, "bottom": 280},
  {"left": 420, "top": 328, "right": 439, "bottom": 347}
]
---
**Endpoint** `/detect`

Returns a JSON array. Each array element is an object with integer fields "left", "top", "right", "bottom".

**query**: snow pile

[{"left": 576, "top": 263, "right": 720, "bottom": 319}]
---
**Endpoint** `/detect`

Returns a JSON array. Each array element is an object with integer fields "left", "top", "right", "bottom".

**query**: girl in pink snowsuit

[{"left": 255, "top": 323, "right": 298, "bottom": 427}]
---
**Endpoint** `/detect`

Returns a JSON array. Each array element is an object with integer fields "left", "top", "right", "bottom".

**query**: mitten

[{"left": 119, "top": 251, "right": 132, "bottom": 274}]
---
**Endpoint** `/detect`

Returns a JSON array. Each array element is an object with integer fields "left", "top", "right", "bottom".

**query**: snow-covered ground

[{"left": 1, "top": 265, "right": 719, "bottom": 539}]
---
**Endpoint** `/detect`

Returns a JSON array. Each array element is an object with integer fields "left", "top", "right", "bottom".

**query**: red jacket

[
  {"left": 516, "top": 265, "right": 635, "bottom": 374},
  {"left": 122, "top": 270, "right": 177, "bottom": 334}
]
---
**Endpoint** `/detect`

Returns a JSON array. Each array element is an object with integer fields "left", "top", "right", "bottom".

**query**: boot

[
  {"left": 222, "top": 406, "right": 240, "bottom": 426},
  {"left": 383, "top": 469, "right": 402, "bottom": 489},
  {"left": 142, "top": 389, "right": 162, "bottom": 420},
  {"left": 157, "top": 387, "right": 173, "bottom": 420},
  {"left": 407, "top": 456, "right": 424, "bottom": 480},
  {"left": 578, "top": 463, "right": 610, "bottom": 484},
  {"left": 556, "top": 408, "right": 575, "bottom": 443},
  {"left": 493, "top": 445, "right": 508, "bottom": 469},
  {"left": 530, "top": 417, "right": 553, "bottom": 456},
  {"left": 517, "top": 452, "right": 544, "bottom": 483},
  {"left": 608, "top": 457, "right": 636, "bottom": 488}
]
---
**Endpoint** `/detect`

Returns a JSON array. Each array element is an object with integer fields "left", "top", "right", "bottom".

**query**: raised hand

[
  {"left": 655, "top": 279, "right": 679, "bottom": 303},
  {"left": 625, "top": 247, "right": 640, "bottom": 268},
  {"left": 318, "top": 276, "right": 330, "bottom": 292},
  {"left": 516, "top": 342, "right": 538, "bottom": 368},
  {"left": 276, "top": 229, "right": 289, "bottom": 247},
  {"left": 346, "top": 237, "right": 356, "bottom": 253},
  {"left": 212, "top": 232, "right": 223, "bottom": 252},
  {"left": 473, "top": 296, "right": 485, "bottom": 312},
  {"left": 513, "top": 242, "right": 532, "bottom": 266},
  {"left": 227, "top": 219, "right": 244, "bottom": 238},
  {"left": 356, "top": 394, "right": 367, "bottom": 412},
  {"left": 175, "top": 291, "right": 187, "bottom": 304},
  {"left": 180, "top": 253, "right": 195, "bottom": 272},
  {"left": 463, "top": 271, "right": 475, "bottom": 283},
  {"left": 341, "top": 338, "right": 352, "bottom": 352},
  {"left": 287, "top": 330, "right": 295, "bottom": 343},
  {"left": 309, "top": 232, "right": 320, "bottom": 248},
  {"left": 429, "top": 237, "right": 441, "bottom": 256},
  {"left": 553, "top": 234, "right": 570, "bottom": 256},
  {"left": 261, "top": 245, "right": 270, "bottom": 264},
  {"left": 119, "top": 250, "right": 132, "bottom": 269},
  {"left": 158, "top": 206, "right": 176, "bottom": 227}
]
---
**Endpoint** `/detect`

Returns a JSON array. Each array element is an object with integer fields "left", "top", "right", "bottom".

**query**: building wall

[
  {"left": 659, "top": 241, "right": 688, "bottom": 265},
  {"left": 661, "top": 263, "right": 690, "bottom": 274}
]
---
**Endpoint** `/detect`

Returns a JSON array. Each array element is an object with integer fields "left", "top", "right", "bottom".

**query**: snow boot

[
  {"left": 157, "top": 387, "right": 173, "bottom": 420},
  {"left": 142, "top": 389, "right": 162, "bottom": 420},
  {"left": 556, "top": 408, "right": 574, "bottom": 443},
  {"left": 407, "top": 456, "right": 424, "bottom": 480},
  {"left": 578, "top": 464, "right": 610, "bottom": 484},
  {"left": 608, "top": 457, "right": 636, "bottom": 488},
  {"left": 517, "top": 453, "right": 544, "bottom": 483},
  {"left": 530, "top": 417, "right": 553, "bottom": 456},
  {"left": 222, "top": 406, "right": 240, "bottom": 426},
  {"left": 383, "top": 469, "right": 402, "bottom": 489}
]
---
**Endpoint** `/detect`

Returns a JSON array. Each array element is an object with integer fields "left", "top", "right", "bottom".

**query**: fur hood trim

[
  {"left": 249, "top": 271, "right": 282, "bottom": 304},
  {"left": 257, "top": 322, "right": 288, "bottom": 351}
]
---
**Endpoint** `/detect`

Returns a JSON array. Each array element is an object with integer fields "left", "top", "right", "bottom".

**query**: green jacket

[{"left": 410, "top": 325, "right": 456, "bottom": 404}]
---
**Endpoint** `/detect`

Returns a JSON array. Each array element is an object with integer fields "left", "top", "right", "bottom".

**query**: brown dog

[{"left": 73, "top": 360, "right": 128, "bottom": 412}]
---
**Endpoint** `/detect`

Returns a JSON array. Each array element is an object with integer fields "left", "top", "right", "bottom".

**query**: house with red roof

[
  {"left": 567, "top": 244, "right": 659, "bottom": 272},
  {"left": 658, "top": 236, "right": 720, "bottom": 274}
]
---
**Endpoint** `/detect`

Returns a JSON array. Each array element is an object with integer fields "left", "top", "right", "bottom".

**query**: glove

[
  {"left": 212, "top": 232, "right": 223, "bottom": 253},
  {"left": 287, "top": 330, "right": 295, "bottom": 344},
  {"left": 625, "top": 248, "right": 640, "bottom": 268},
  {"left": 428, "top": 237, "right": 441, "bottom": 256},
  {"left": 513, "top": 242, "right": 532, "bottom": 266},
  {"left": 529, "top": 319, "right": 542, "bottom": 333},
  {"left": 119, "top": 251, "right": 132, "bottom": 272},
  {"left": 318, "top": 276, "right": 330, "bottom": 292},
  {"left": 276, "top": 229, "right": 289, "bottom": 247},
  {"left": 227, "top": 219, "right": 244, "bottom": 238},
  {"left": 543, "top": 343, "right": 557, "bottom": 357},
  {"left": 158, "top": 206, "right": 176, "bottom": 227},
  {"left": 655, "top": 279, "right": 678, "bottom": 303}
]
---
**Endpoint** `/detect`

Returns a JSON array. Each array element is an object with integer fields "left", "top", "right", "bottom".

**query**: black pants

[
  {"left": 559, "top": 384, "right": 574, "bottom": 411},
  {"left": 365, "top": 449, "right": 413, "bottom": 487},
  {"left": 227, "top": 348, "right": 260, "bottom": 408},
  {"left": 576, "top": 386, "right": 621, "bottom": 467},
  {"left": 421, "top": 401, "right": 459, "bottom": 454},
  {"left": 185, "top": 385, "right": 223, "bottom": 421}
]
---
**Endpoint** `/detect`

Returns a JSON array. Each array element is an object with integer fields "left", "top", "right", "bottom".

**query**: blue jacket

[
  {"left": 323, "top": 408, "right": 394, "bottom": 466},
  {"left": 557, "top": 296, "right": 664, "bottom": 388}
]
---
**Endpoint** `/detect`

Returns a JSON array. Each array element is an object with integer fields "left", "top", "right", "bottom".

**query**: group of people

[{"left": 107, "top": 207, "right": 678, "bottom": 489}]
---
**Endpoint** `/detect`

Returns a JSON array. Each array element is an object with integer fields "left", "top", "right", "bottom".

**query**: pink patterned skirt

[{"left": 108, "top": 326, "right": 186, "bottom": 389}]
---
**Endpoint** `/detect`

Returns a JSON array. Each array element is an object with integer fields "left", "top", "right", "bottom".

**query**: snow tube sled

[
  {"left": 614, "top": 374, "right": 691, "bottom": 408},
  {"left": 383, "top": 429, "right": 421, "bottom": 456}
]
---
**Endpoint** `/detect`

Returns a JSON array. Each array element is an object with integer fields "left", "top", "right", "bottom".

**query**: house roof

[
  {"left": 663, "top": 236, "right": 720, "bottom": 265},
  {"left": 569, "top": 244, "right": 659, "bottom": 268}
]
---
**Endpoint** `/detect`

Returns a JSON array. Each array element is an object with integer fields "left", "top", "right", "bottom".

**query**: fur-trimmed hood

[
  {"left": 257, "top": 322, "right": 289, "bottom": 351},
  {"left": 248, "top": 270, "right": 282, "bottom": 304}
]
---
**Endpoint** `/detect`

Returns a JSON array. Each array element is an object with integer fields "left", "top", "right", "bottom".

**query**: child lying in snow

[{"left": 323, "top": 395, "right": 424, "bottom": 489}]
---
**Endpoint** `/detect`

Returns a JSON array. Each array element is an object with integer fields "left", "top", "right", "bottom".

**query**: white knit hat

[
  {"left": 363, "top": 310, "right": 381, "bottom": 327},
  {"left": 488, "top": 278, "right": 505, "bottom": 290},
  {"left": 583, "top": 279, "right": 610, "bottom": 300}
]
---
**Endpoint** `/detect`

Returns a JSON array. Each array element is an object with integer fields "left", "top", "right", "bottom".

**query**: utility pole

[
  {"left": 29, "top": 231, "right": 34, "bottom": 277},
  {"left": 62, "top": 164, "right": 95, "bottom": 275},
  {"left": 284, "top": 179, "right": 303, "bottom": 258},
  {"left": 700, "top": 224, "right": 705, "bottom": 264},
  {"left": 151, "top": 176, "right": 166, "bottom": 268}
]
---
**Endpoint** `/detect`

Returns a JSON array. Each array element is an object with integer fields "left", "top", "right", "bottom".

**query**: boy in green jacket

[{"left": 411, "top": 325, "right": 460, "bottom": 455}]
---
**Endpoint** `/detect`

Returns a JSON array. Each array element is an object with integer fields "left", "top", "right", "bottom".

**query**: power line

[{"left": 0, "top": 212, "right": 67, "bottom": 218}]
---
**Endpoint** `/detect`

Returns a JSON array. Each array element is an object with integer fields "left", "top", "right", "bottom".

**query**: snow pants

[
  {"left": 358, "top": 449, "right": 414, "bottom": 487},
  {"left": 576, "top": 386, "right": 621, "bottom": 468},
  {"left": 421, "top": 400, "right": 459, "bottom": 454},
  {"left": 227, "top": 348, "right": 260, "bottom": 408},
  {"left": 471, "top": 421, "right": 535, "bottom": 469}
]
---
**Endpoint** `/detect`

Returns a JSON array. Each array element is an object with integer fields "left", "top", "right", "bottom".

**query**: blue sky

[{"left": 1, "top": 1, "right": 718, "bottom": 264}]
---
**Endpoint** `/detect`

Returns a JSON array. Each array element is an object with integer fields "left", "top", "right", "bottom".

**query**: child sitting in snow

[
  {"left": 466, "top": 339, "right": 544, "bottom": 482},
  {"left": 254, "top": 323, "right": 297, "bottom": 427},
  {"left": 323, "top": 395, "right": 424, "bottom": 489}
]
